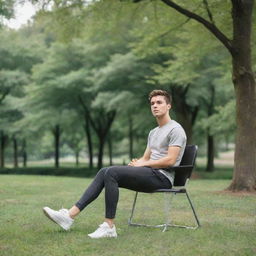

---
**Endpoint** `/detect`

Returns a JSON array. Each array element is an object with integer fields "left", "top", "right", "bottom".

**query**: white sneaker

[
  {"left": 88, "top": 222, "right": 117, "bottom": 239},
  {"left": 43, "top": 207, "right": 74, "bottom": 230}
]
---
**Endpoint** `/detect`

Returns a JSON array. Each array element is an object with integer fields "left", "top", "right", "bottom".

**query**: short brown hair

[{"left": 148, "top": 90, "right": 172, "bottom": 105}]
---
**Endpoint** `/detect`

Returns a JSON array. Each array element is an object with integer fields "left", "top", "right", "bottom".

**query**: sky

[{"left": 5, "top": 2, "right": 36, "bottom": 29}]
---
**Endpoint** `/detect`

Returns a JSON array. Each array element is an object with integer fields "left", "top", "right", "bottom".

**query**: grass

[{"left": 0, "top": 175, "right": 255, "bottom": 256}]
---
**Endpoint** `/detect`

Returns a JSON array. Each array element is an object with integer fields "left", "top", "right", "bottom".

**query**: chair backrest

[
  {"left": 173, "top": 145, "right": 198, "bottom": 187},
  {"left": 179, "top": 145, "right": 198, "bottom": 166}
]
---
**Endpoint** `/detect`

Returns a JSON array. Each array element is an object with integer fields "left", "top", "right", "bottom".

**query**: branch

[
  {"left": 0, "top": 88, "right": 10, "bottom": 105},
  {"left": 78, "top": 95, "right": 97, "bottom": 131},
  {"left": 106, "top": 111, "right": 116, "bottom": 131},
  {"left": 160, "top": 0, "right": 234, "bottom": 55},
  {"left": 158, "top": 17, "right": 191, "bottom": 39},
  {"left": 101, "top": 111, "right": 116, "bottom": 137},
  {"left": 183, "top": 83, "right": 190, "bottom": 96},
  {"left": 191, "top": 106, "right": 199, "bottom": 126},
  {"left": 203, "top": 0, "right": 215, "bottom": 25}
]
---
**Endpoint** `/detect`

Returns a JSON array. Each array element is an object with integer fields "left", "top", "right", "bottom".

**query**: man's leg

[
  {"left": 88, "top": 165, "right": 171, "bottom": 238},
  {"left": 103, "top": 165, "right": 171, "bottom": 220},
  {"left": 43, "top": 167, "right": 110, "bottom": 230},
  {"left": 74, "top": 167, "right": 109, "bottom": 211}
]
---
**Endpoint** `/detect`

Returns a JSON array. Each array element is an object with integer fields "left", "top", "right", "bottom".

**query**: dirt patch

[
  {"left": 0, "top": 244, "right": 11, "bottom": 251},
  {"left": 191, "top": 172, "right": 201, "bottom": 179},
  {"left": 4, "top": 199, "right": 21, "bottom": 204}
]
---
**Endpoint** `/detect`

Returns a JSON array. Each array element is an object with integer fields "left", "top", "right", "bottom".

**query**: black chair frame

[{"left": 128, "top": 145, "right": 200, "bottom": 232}]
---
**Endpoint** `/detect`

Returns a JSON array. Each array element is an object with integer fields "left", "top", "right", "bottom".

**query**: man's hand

[
  {"left": 128, "top": 146, "right": 181, "bottom": 168},
  {"left": 128, "top": 158, "right": 147, "bottom": 167},
  {"left": 128, "top": 158, "right": 138, "bottom": 166}
]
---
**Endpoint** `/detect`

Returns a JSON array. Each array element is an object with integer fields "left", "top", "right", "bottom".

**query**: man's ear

[{"left": 168, "top": 104, "right": 171, "bottom": 109}]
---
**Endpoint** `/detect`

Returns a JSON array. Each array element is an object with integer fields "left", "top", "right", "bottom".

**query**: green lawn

[{"left": 0, "top": 175, "right": 255, "bottom": 256}]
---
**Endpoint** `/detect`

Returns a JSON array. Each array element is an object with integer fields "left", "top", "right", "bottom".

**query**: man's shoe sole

[{"left": 88, "top": 232, "right": 117, "bottom": 239}]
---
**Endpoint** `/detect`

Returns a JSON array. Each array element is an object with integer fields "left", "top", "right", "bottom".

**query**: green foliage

[
  {"left": 0, "top": 29, "right": 44, "bottom": 72},
  {"left": 204, "top": 100, "right": 236, "bottom": 135},
  {"left": 1, "top": 0, "right": 247, "bottom": 167},
  {"left": 0, "top": 70, "right": 28, "bottom": 101},
  {"left": 0, "top": 0, "right": 15, "bottom": 21}
]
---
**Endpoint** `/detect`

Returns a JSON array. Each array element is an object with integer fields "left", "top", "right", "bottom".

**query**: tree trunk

[
  {"left": 228, "top": 0, "right": 256, "bottom": 191},
  {"left": 206, "top": 85, "right": 215, "bottom": 172},
  {"left": 176, "top": 111, "right": 193, "bottom": 144},
  {"left": 89, "top": 110, "right": 116, "bottom": 170},
  {"left": 97, "top": 136, "right": 105, "bottom": 170},
  {"left": 53, "top": 125, "right": 61, "bottom": 168},
  {"left": 0, "top": 131, "right": 7, "bottom": 168},
  {"left": 22, "top": 139, "right": 27, "bottom": 167},
  {"left": 108, "top": 133, "right": 113, "bottom": 166},
  {"left": 75, "top": 151, "right": 79, "bottom": 167},
  {"left": 128, "top": 115, "right": 134, "bottom": 160},
  {"left": 206, "top": 132, "right": 215, "bottom": 172},
  {"left": 13, "top": 136, "right": 18, "bottom": 168},
  {"left": 79, "top": 97, "right": 94, "bottom": 169},
  {"left": 84, "top": 114, "right": 93, "bottom": 169},
  {"left": 171, "top": 86, "right": 198, "bottom": 143}
]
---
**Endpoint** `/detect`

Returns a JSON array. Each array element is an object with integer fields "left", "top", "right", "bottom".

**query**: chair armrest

[{"left": 164, "top": 165, "right": 193, "bottom": 172}]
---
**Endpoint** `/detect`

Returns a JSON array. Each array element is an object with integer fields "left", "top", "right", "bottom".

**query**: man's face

[{"left": 150, "top": 95, "right": 171, "bottom": 117}]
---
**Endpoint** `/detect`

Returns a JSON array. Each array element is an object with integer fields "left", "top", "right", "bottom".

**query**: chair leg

[
  {"left": 185, "top": 190, "right": 201, "bottom": 228},
  {"left": 128, "top": 192, "right": 138, "bottom": 225},
  {"left": 166, "top": 191, "right": 200, "bottom": 229},
  {"left": 162, "top": 192, "right": 175, "bottom": 232},
  {"left": 128, "top": 191, "right": 200, "bottom": 231},
  {"left": 128, "top": 192, "right": 168, "bottom": 230}
]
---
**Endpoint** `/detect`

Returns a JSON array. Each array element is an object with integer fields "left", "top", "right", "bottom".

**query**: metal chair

[{"left": 128, "top": 145, "right": 200, "bottom": 232}]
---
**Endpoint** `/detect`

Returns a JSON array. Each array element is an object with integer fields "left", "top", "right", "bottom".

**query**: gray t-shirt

[{"left": 147, "top": 120, "right": 187, "bottom": 185}]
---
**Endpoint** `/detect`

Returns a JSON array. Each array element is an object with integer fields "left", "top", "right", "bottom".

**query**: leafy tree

[
  {"left": 0, "top": 27, "right": 45, "bottom": 167},
  {"left": 0, "top": 0, "right": 15, "bottom": 22},
  {"left": 0, "top": 69, "right": 29, "bottom": 167},
  {"left": 131, "top": 0, "right": 256, "bottom": 192},
  {"left": 28, "top": 38, "right": 122, "bottom": 168}
]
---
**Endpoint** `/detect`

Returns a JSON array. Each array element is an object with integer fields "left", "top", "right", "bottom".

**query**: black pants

[{"left": 75, "top": 165, "right": 172, "bottom": 219}]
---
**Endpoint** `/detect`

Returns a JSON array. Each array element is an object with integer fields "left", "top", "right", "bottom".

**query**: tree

[
  {"left": 0, "top": 27, "right": 45, "bottom": 167},
  {"left": 26, "top": 0, "right": 170, "bottom": 166},
  {"left": 161, "top": 49, "right": 233, "bottom": 172},
  {"left": 132, "top": 0, "right": 256, "bottom": 192},
  {"left": 29, "top": 38, "right": 129, "bottom": 169},
  {"left": 0, "top": 70, "right": 29, "bottom": 167},
  {"left": 128, "top": 7, "right": 229, "bottom": 170},
  {"left": 0, "top": 0, "right": 15, "bottom": 22},
  {"left": 63, "top": 128, "right": 85, "bottom": 167}
]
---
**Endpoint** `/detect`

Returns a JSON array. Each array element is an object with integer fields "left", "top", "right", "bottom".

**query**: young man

[{"left": 43, "top": 89, "right": 187, "bottom": 238}]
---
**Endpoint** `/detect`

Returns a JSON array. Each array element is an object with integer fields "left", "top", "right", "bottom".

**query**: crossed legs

[
  {"left": 71, "top": 166, "right": 171, "bottom": 224},
  {"left": 43, "top": 165, "right": 171, "bottom": 237}
]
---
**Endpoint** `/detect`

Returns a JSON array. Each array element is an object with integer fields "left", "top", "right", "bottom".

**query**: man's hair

[{"left": 148, "top": 90, "right": 172, "bottom": 105}]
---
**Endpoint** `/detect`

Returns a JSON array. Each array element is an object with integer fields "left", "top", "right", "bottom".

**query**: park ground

[{"left": 0, "top": 174, "right": 255, "bottom": 256}]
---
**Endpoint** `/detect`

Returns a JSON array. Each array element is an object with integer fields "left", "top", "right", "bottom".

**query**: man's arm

[
  {"left": 128, "top": 147, "right": 151, "bottom": 166},
  {"left": 129, "top": 146, "right": 180, "bottom": 168},
  {"left": 137, "top": 147, "right": 151, "bottom": 162}
]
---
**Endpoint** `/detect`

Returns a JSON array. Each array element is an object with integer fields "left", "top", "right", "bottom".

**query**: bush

[
  {"left": 195, "top": 166, "right": 233, "bottom": 180},
  {"left": 0, "top": 167, "right": 98, "bottom": 177}
]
